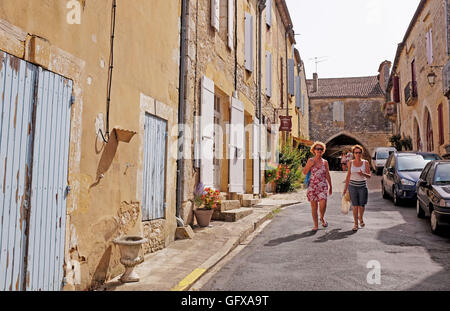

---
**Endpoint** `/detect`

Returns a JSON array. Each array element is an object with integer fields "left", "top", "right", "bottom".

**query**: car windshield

[
  {"left": 434, "top": 164, "right": 450, "bottom": 185},
  {"left": 376, "top": 152, "right": 389, "bottom": 160},
  {"left": 421, "top": 154, "right": 441, "bottom": 161},
  {"left": 397, "top": 155, "right": 427, "bottom": 172}
]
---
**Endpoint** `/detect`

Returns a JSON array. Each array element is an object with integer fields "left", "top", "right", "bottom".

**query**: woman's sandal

[
  {"left": 359, "top": 220, "right": 365, "bottom": 228},
  {"left": 352, "top": 225, "right": 359, "bottom": 232},
  {"left": 320, "top": 218, "right": 328, "bottom": 228},
  {"left": 312, "top": 227, "right": 319, "bottom": 232}
]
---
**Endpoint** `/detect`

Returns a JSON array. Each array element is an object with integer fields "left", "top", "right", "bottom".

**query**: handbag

[
  {"left": 341, "top": 191, "right": 351, "bottom": 215},
  {"left": 304, "top": 171, "right": 311, "bottom": 188}
]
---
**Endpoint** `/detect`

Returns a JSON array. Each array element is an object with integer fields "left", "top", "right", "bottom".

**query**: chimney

[
  {"left": 378, "top": 61, "right": 392, "bottom": 93},
  {"left": 313, "top": 73, "right": 318, "bottom": 93}
]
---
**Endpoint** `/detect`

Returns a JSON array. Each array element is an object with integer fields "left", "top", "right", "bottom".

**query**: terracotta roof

[{"left": 306, "top": 76, "right": 385, "bottom": 99}]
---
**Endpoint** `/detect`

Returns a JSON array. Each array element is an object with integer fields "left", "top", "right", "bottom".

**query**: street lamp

[
  {"left": 427, "top": 71, "right": 437, "bottom": 87},
  {"left": 427, "top": 65, "right": 444, "bottom": 87}
]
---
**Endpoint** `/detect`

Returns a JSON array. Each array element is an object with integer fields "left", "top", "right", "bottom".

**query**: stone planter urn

[
  {"left": 113, "top": 235, "right": 147, "bottom": 283},
  {"left": 193, "top": 208, "right": 214, "bottom": 227}
]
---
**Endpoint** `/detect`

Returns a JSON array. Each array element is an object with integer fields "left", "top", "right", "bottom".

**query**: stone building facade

[
  {"left": 385, "top": 0, "right": 450, "bottom": 157},
  {"left": 179, "top": 0, "right": 307, "bottom": 222},
  {"left": 0, "top": 0, "right": 181, "bottom": 290},
  {"left": 307, "top": 65, "right": 392, "bottom": 166}
]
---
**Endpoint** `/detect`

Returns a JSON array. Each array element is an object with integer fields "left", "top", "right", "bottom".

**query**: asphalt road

[{"left": 200, "top": 172, "right": 450, "bottom": 291}]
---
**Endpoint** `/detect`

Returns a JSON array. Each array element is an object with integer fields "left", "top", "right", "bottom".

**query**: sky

[{"left": 285, "top": 0, "right": 422, "bottom": 79}]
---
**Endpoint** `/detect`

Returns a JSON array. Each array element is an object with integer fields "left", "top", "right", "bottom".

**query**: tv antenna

[{"left": 309, "top": 56, "right": 328, "bottom": 73}]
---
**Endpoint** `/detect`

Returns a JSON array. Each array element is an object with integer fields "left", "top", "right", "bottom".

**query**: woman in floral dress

[{"left": 302, "top": 142, "right": 333, "bottom": 231}]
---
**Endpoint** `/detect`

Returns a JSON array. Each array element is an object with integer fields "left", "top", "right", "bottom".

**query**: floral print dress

[{"left": 307, "top": 159, "right": 329, "bottom": 202}]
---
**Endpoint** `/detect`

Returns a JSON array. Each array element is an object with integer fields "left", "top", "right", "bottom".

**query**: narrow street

[{"left": 200, "top": 172, "right": 450, "bottom": 291}]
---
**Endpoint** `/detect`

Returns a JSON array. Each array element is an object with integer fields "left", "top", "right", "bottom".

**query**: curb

[{"left": 170, "top": 205, "right": 284, "bottom": 291}]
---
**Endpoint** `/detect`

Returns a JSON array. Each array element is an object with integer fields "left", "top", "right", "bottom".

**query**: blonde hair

[
  {"left": 310, "top": 141, "right": 326, "bottom": 153},
  {"left": 352, "top": 145, "right": 364, "bottom": 153}
]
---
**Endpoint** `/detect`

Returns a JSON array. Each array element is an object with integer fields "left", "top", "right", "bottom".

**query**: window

[
  {"left": 426, "top": 28, "right": 433, "bottom": 65},
  {"left": 438, "top": 103, "right": 444, "bottom": 145}
]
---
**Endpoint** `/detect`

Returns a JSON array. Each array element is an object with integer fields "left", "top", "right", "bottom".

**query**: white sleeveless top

[{"left": 349, "top": 160, "right": 367, "bottom": 187}]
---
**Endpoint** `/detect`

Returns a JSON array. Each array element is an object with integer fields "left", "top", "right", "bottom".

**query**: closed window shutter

[
  {"left": 253, "top": 119, "right": 260, "bottom": 194},
  {"left": 288, "top": 59, "right": 295, "bottom": 96},
  {"left": 228, "top": 0, "right": 234, "bottom": 50},
  {"left": 438, "top": 104, "right": 444, "bottom": 145},
  {"left": 295, "top": 76, "right": 300, "bottom": 108},
  {"left": 265, "top": 51, "right": 272, "bottom": 97},
  {"left": 245, "top": 12, "right": 254, "bottom": 72},
  {"left": 211, "top": 0, "right": 220, "bottom": 31},
  {"left": 200, "top": 76, "right": 215, "bottom": 188},
  {"left": 302, "top": 94, "right": 305, "bottom": 115},
  {"left": 266, "top": 0, "right": 272, "bottom": 27},
  {"left": 393, "top": 76, "right": 400, "bottom": 103}
]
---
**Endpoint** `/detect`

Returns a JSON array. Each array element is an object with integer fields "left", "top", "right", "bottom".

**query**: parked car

[
  {"left": 371, "top": 147, "right": 397, "bottom": 175},
  {"left": 416, "top": 160, "right": 450, "bottom": 234},
  {"left": 381, "top": 151, "right": 443, "bottom": 205}
]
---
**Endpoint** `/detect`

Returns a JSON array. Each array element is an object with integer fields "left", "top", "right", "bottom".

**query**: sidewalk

[{"left": 102, "top": 191, "right": 305, "bottom": 291}]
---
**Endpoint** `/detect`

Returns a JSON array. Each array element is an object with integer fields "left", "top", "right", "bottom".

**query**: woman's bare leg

[
  {"left": 353, "top": 205, "right": 360, "bottom": 229},
  {"left": 311, "top": 201, "right": 319, "bottom": 230},
  {"left": 319, "top": 200, "right": 327, "bottom": 226},
  {"left": 359, "top": 206, "right": 365, "bottom": 226}
]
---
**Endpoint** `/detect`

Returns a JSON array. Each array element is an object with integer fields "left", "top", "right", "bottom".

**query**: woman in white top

[{"left": 343, "top": 145, "right": 371, "bottom": 232}]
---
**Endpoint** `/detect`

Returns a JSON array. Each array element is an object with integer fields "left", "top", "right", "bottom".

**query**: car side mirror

[{"left": 418, "top": 180, "right": 428, "bottom": 188}]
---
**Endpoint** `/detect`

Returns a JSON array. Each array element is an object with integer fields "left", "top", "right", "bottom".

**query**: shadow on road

[
  {"left": 265, "top": 230, "right": 318, "bottom": 247},
  {"left": 372, "top": 190, "right": 450, "bottom": 290},
  {"left": 313, "top": 228, "right": 357, "bottom": 243}
]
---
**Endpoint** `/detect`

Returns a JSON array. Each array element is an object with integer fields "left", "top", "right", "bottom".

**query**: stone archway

[{"left": 324, "top": 132, "right": 371, "bottom": 171}]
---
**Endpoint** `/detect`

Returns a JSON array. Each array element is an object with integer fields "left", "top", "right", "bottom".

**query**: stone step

[
  {"left": 212, "top": 208, "right": 253, "bottom": 222},
  {"left": 218, "top": 200, "right": 240, "bottom": 212},
  {"left": 241, "top": 198, "right": 261, "bottom": 207},
  {"left": 238, "top": 193, "right": 254, "bottom": 201}
]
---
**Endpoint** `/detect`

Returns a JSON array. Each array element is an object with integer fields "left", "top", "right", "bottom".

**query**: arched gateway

[{"left": 324, "top": 132, "right": 371, "bottom": 171}]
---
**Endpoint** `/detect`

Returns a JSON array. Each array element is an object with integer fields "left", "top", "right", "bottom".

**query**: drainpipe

[
  {"left": 285, "top": 24, "right": 293, "bottom": 144},
  {"left": 257, "top": 0, "right": 266, "bottom": 196},
  {"left": 176, "top": 0, "right": 188, "bottom": 222}
]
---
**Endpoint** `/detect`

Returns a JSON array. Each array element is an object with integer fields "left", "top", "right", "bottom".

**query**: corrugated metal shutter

[
  {"left": 229, "top": 96, "right": 244, "bottom": 193},
  {"left": 142, "top": 113, "right": 167, "bottom": 221},
  {"left": 228, "top": 0, "right": 234, "bottom": 50},
  {"left": 26, "top": 67, "right": 73, "bottom": 291},
  {"left": 200, "top": 76, "right": 215, "bottom": 188},
  {"left": 245, "top": 12, "right": 254, "bottom": 72},
  {"left": 211, "top": 0, "right": 220, "bottom": 31},
  {"left": 0, "top": 51, "right": 36, "bottom": 291},
  {"left": 266, "top": 0, "right": 272, "bottom": 27},
  {"left": 265, "top": 51, "right": 272, "bottom": 97},
  {"left": 288, "top": 59, "right": 295, "bottom": 96}
]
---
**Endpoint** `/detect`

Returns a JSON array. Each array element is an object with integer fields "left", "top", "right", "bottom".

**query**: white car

[{"left": 371, "top": 147, "right": 397, "bottom": 175}]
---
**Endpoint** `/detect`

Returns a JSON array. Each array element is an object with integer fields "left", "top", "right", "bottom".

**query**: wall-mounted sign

[{"left": 279, "top": 116, "right": 292, "bottom": 132}]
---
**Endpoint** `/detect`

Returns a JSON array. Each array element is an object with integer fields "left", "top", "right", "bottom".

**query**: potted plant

[{"left": 193, "top": 183, "right": 221, "bottom": 227}]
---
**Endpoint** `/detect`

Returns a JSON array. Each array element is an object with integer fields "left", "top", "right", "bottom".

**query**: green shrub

[{"left": 273, "top": 144, "right": 312, "bottom": 193}]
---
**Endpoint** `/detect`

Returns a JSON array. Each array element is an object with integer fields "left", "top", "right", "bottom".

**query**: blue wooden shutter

[
  {"left": 266, "top": 0, "right": 272, "bottom": 27},
  {"left": 245, "top": 12, "right": 254, "bottom": 72},
  {"left": 27, "top": 67, "right": 73, "bottom": 291},
  {"left": 0, "top": 51, "right": 37, "bottom": 291},
  {"left": 265, "top": 51, "right": 272, "bottom": 97},
  {"left": 288, "top": 59, "right": 295, "bottom": 96},
  {"left": 142, "top": 114, "right": 167, "bottom": 221}
]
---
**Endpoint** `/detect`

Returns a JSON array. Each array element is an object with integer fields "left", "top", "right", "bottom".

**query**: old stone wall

[
  {"left": 0, "top": 0, "right": 181, "bottom": 290},
  {"left": 394, "top": 0, "right": 450, "bottom": 155},
  {"left": 309, "top": 97, "right": 392, "bottom": 154}
]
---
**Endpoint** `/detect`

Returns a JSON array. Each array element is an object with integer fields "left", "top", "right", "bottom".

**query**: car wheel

[
  {"left": 416, "top": 200, "right": 425, "bottom": 218},
  {"left": 393, "top": 186, "right": 401, "bottom": 206},
  {"left": 430, "top": 210, "right": 441, "bottom": 235},
  {"left": 381, "top": 181, "right": 389, "bottom": 199}
]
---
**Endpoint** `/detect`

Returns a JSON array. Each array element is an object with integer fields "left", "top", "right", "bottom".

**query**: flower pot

[
  {"left": 194, "top": 208, "right": 214, "bottom": 227},
  {"left": 113, "top": 235, "right": 147, "bottom": 283}
]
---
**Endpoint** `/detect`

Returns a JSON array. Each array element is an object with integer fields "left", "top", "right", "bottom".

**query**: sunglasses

[
  {"left": 315, "top": 148, "right": 324, "bottom": 151},
  {"left": 354, "top": 151, "right": 362, "bottom": 154}
]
